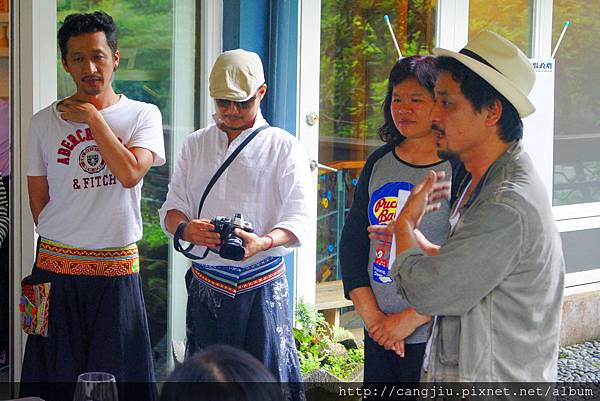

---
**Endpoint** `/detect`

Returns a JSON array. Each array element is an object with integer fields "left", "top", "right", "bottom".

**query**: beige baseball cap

[{"left": 209, "top": 49, "right": 266, "bottom": 101}]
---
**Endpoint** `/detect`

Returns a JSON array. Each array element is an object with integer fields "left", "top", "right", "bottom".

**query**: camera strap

[{"left": 173, "top": 124, "right": 270, "bottom": 260}]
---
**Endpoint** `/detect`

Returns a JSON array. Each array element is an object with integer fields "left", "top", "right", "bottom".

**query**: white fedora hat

[{"left": 433, "top": 30, "right": 536, "bottom": 118}]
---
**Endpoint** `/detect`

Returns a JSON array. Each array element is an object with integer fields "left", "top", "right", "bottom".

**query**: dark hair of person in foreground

[
  {"left": 58, "top": 11, "right": 118, "bottom": 61},
  {"left": 159, "top": 344, "right": 285, "bottom": 401}
]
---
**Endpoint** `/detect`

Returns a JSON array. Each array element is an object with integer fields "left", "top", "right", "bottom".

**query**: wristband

[
  {"left": 173, "top": 221, "right": 208, "bottom": 261},
  {"left": 264, "top": 234, "right": 274, "bottom": 250},
  {"left": 174, "top": 222, "right": 189, "bottom": 252}
]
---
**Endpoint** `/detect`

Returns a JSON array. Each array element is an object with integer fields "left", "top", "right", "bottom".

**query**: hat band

[{"left": 459, "top": 49, "right": 500, "bottom": 74}]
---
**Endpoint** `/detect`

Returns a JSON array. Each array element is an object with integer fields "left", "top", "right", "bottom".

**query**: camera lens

[{"left": 219, "top": 234, "right": 245, "bottom": 261}]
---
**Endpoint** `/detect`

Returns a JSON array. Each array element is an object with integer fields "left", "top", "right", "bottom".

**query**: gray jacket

[{"left": 392, "top": 142, "right": 565, "bottom": 381}]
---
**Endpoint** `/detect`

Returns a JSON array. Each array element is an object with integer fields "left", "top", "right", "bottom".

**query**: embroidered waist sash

[
  {"left": 191, "top": 256, "right": 285, "bottom": 298},
  {"left": 36, "top": 238, "right": 140, "bottom": 276}
]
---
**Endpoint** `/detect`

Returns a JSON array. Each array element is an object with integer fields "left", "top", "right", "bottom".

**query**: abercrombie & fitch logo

[
  {"left": 56, "top": 127, "right": 123, "bottom": 166},
  {"left": 56, "top": 128, "right": 94, "bottom": 165},
  {"left": 55, "top": 127, "right": 122, "bottom": 190},
  {"left": 72, "top": 174, "right": 117, "bottom": 190},
  {"left": 78, "top": 145, "right": 106, "bottom": 174}
]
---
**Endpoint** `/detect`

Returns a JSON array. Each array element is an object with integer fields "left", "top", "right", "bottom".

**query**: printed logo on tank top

[
  {"left": 368, "top": 182, "right": 414, "bottom": 284},
  {"left": 55, "top": 127, "right": 123, "bottom": 191}
]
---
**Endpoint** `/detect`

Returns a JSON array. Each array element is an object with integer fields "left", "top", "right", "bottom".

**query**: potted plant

[{"left": 294, "top": 300, "right": 364, "bottom": 399}]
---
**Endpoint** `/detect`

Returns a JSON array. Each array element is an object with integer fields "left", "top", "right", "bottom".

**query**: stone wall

[{"left": 560, "top": 290, "right": 600, "bottom": 346}]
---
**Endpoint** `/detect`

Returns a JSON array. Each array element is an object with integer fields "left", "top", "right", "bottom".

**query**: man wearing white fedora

[{"left": 369, "top": 30, "right": 564, "bottom": 381}]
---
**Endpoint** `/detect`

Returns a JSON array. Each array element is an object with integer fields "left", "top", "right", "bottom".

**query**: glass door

[
  {"left": 317, "top": 0, "right": 438, "bottom": 284},
  {"left": 298, "top": 0, "right": 439, "bottom": 331}
]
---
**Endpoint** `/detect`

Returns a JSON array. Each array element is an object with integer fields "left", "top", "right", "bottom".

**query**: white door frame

[
  {"left": 11, "top": 0, "right": 58, "bottom": 381},
  {"left": 294, "top": 0, "right": 320, "bottom": 305},
  {"left": 167, "top": 0, "right": 222, "bottom": 372}
]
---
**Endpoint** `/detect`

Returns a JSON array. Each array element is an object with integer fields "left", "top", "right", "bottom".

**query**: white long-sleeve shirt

[{"left": 159, "top": 111, "right": 313, "bottom": 267}]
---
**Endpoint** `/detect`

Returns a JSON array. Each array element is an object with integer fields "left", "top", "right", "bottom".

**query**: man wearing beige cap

[
  {"left": 159, "top": 49, "right": 311, "bottom": 399},
  {"left": 369, "top": 31, "right": 565, "bottom": 382}
]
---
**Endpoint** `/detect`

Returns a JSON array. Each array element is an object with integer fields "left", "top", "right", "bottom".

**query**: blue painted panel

[
  {"left": 222, "top": 0, "right": 241, "bottom": 50},
  {"left": 221, "top": 0, "right": 300, "bottom": 312},
  {"left": 267, "top": 0, "right": 298, "bottom": 135},
  {"left": 270, "top": 1, "right": 299, "bottom": 314},
  {"left": 222, "top": 0, "right": 271, "bottom": 117},
  {"left": 239, "top": 0, "right": 269, "bottom": 64}
]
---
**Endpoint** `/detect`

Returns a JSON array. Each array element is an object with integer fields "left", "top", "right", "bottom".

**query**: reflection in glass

[
  {"left": 468, "top": 0, "right": 533, "bottom": 56},
  {"left": 317, "top": 0, "right": 437, "bottom": 283}
]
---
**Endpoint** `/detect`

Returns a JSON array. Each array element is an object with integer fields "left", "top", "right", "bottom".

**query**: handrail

[{"left": 326, "top": 160, "right": 365, "bottom": 170}]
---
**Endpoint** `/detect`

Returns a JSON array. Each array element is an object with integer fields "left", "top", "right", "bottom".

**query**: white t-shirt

[
  {"left": 158, "top": 111, "right": 313, "bottom": 267},
  {"left": 27, "top": 95, "right": 166, "bottom": 249}
]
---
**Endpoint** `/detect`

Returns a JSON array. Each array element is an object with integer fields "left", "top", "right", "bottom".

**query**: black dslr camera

[{"left": 210, "top": 213, "right": 254, "bottom": 261}]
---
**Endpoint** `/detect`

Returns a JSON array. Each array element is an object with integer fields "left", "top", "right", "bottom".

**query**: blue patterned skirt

[{"left": 185, "top": 267, "right": 305, "bottom": 401}]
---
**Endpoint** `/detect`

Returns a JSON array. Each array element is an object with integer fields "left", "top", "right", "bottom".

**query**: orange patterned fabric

[{"left": 36, "top": 238, "right": 139, "bottom": 276}]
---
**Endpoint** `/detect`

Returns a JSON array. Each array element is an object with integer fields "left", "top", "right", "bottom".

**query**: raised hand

[
  {"left": 398, "top": 170, "right": 450, "bottom": 229},
  {"left": 57, "top": 98, "right": 99, "bottom": 124},
  {"left": 367, "top": 223, "right": 394, "bottom": 245}
]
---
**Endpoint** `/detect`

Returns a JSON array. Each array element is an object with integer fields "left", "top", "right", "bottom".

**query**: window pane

[
  {"left": 56, "top": 0, "right": 182, "bottom": 380},
  {"left": 320, "top": 0, "right": 437, "bottom": 166},
  {"left": 468, "top": 0, "right": 533, "bottom": 56},
  {"left": 561, "top": 228, "right": 600, "bottom": 274},
  {"left": 317, "top": 0, "right": 438, "bottom": 285},
  {"left": 552, "top": 2, "right": 600, "bottom": 206},
  {"left": 317, "top": 0, "right": 438, "bottom": 336}
]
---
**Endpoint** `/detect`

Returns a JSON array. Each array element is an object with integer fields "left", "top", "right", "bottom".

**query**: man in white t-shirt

[
  {"left": 159, "top": 49, "right": 312, "bottom": 401},
  {"left": 21, "top": 11, "right": 164, "bottom": 401}
]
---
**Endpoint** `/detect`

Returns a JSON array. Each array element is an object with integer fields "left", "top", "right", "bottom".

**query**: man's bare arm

[
  {"left": 28, "top": 176, "right": 50, "bottom": 225},
  {"left": 58, "top": 99, "right": 155, "bottom": 188}
]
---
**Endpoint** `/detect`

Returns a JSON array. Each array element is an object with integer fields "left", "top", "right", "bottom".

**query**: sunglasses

[{"left": 215, "top": 94, "right": 259, "bottom": 110}]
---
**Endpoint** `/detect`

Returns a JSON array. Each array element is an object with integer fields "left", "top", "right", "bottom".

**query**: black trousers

[
  {"left": 363, "top": 329, "right": 426, "bottom": 400},
  {"left": 19, "top": 264, "right": 157, "bottom": 401}
]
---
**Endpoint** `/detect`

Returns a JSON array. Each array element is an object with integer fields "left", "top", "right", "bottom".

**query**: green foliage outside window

[{"left": 319, "top": 0, "right": 436, "bottom": 155}]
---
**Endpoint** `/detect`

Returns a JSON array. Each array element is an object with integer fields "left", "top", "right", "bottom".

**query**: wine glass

[{"left": 73, "top": 372, "right": 119, "bottom": 401}]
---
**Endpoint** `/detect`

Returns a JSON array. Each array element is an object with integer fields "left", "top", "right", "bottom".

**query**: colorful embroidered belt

[
  {"left": 36, "top": 238, "right": 140, "bottom": 276},
  {"left": 192, "top": 256, "right": 285, "bottom": 298}
]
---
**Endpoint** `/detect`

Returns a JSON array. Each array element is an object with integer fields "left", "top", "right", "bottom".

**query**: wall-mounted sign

[{"left": 522, "top": 59, "right": 555, "bottom": 203}]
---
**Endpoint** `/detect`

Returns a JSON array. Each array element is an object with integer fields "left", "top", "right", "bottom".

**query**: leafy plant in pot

[{"left": 294, "top": 299, "right": 364, "bottom": 386}]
